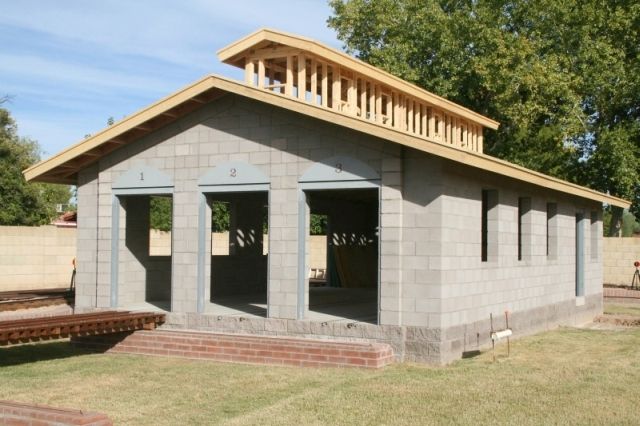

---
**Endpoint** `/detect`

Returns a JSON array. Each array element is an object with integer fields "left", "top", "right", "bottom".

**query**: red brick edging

[
  {"left": 73, "top": 329, "right": 395, "bottom": 369},
  {"left": 0, "top": 400, "right": 112, "bottom": 425},
  {"left": 603, "top": 287, "right": 640, "bottom": 300}
]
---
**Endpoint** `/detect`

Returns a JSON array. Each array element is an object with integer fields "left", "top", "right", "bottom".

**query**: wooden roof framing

[
  {"left": 218, "top": 29, "right": 498, "bottom": 155},
  {"left": 23, "top": 29, "right": 629, "bottom": 208}
]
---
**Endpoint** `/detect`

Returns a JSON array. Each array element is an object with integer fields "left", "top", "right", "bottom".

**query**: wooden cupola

[{"left": 218, "top": 29, "right": 500, "bottom": 153}]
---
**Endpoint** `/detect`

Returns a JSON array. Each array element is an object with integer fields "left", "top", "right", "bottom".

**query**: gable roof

[
  {"left": 23, "top": 73, "right": 629, "bottom": 208},
  {"left": 23, "top": 29, "right": 629, "bottom": 209}
]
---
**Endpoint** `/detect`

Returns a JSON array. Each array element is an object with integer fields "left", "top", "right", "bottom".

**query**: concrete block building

[{"left": 25, "top": 29, "right": 629, "bottom": 364}]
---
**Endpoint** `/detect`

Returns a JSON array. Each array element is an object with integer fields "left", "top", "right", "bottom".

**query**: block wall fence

[
  {"left": 3, "top": 230, "right": 626, "bottom": 295},
  {"left": 0, "top": 226, "right": 76, "bottom": 291},
  {"left": 0, "top": 227, "right": 326, "bottom": 293},
  {"left": 603, "top": 237, "right": 640, "bottom": 286}
]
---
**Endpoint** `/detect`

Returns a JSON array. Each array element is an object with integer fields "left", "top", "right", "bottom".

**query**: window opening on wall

[
  {"left": 546, "top": 203, "right": 558, "bottom": 260},
  {"left": 518, "top": 197, "right": 532, "bottom": 261},
  {"left": 576, "top": 213, "right": 585, "bottom": 297},
  {"left": 149, "top": 195, "right": 172, "bottom": 257},
  {"left": 481, "top": 189, "right": 498, "bottom": 262},
  {"left": 309, "top": 213, "right": 328, "bottom": 286},
  {"left": 211, "top": 200, "right": 230, "bottom": 255},
  {"left": 590, "top": 211, "right": 598, "bottom": 260}
]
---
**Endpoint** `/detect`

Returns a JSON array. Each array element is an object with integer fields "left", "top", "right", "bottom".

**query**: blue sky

[{"left": 1, "top": 0, "right": 340, "bottom": 159}]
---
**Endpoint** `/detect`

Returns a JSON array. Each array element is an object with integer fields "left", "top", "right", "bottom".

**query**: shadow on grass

[
  {"left": 461, "top": 350, "right": 482, "bottom": 359},
  {"left": 0, "top": 341, "right": 96, "bottom": 367}
]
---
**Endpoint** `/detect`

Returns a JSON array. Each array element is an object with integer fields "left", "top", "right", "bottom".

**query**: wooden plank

[
  {"left": 452, "top": 116, "right": 459, "bottom": 147},
  {"left": 332, "top": 66, "right": 341, "bottom": 110},
  {"left": 428, "top": 107, "right": 435, "bottom": 138},
  {"left": 462, "top": 122, "right": 468, "bottom": 149},
  {"left": 414, "top": 102, "right": 420, "bottom": 136},
  {"left": 247, "top": 45, "right": 303, "bottom": 60},
  {"left": 285, "top": 56, "right": 293, "bottom": 96},
  {"left": 321, "top": 62, "right": 328, "bottom": 107},
  {"left": 297, "top": 54, "right": 306, "bottom": 101},
  {"left": 267, "top": 63, "right": 274, "bottom": 88},
  {"left": 442, "top": 114, "right": 451, "bottom": 144},
  {"left": 421, "top": 104, "right": 427, "bottom": 138},
  {"left": 368, "top": 82, "right": 375, "bottom": 122},
  {"left": 385, "top": 92, "right": 392, "bottom": 126},
  {"left": 257, "top": 59, "right": 265, "bottom": 89},
  {"left": 310, "top": 58, "right": 317, "bottom": 105},
  {"left": 347, "top": 77, "right": 356, "bottom": 114},
  {"left": 478, "top": 126, "right": 484, "bottom": 154},
  {"left": 392, "top": 92, "right": 399, "bottom": 129},
  {"left": 473, "top": 125, "right": 479, "bottom": 152},
  {"left": 245, "top": 60, "right": 254, "bottom": 85},
  {"left": 407, "top": 100, "right": 414, "bottom": 133},
  {"left": 360, "top": 78, "right": 367, "bottom": 118},
  {"left": 375, "top": 85, "right": 382, "bottom": 124}
]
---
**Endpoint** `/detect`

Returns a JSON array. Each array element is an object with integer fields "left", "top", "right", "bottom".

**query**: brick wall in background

[
  {"left": 0, "top": 226, "right": 76, "bottom": 291},
  {"left": 603, "top": 237, "right": 640, "bottom": 285}
]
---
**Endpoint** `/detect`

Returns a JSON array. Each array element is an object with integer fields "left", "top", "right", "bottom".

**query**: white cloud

[
  {"left": 0, "top": 1, "right": 339, "bottom": 67},
  {"left": 0, "top": 53, "right": 175, "bottom": 95},
  {"left": 0, "top": 0, "right": 342, "bottom": 157}
]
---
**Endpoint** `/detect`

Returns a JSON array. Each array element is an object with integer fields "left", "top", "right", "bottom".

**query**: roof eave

[{"left": 24, "top": 74, "right": 631, "bottom": 209}]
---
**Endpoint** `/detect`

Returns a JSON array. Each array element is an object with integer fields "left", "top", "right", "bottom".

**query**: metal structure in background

[{"left": 632, "top": 261, "right": 640, "bottom": 290}]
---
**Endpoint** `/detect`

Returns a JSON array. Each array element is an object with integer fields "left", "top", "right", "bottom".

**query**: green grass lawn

[
  {"left": 1, "top": 327, "right": 640, "bottom": 425},
  {"left": 604, "top": 302, "right": 640, "bottom": 317}
]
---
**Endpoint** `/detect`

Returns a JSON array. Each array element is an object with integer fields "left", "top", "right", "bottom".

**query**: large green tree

[
  {"left": 0, "top": 104, "right": 72, "bottom": 225},
  {"left": 328, "top": 0, "right": 640, "bottom": 232}
]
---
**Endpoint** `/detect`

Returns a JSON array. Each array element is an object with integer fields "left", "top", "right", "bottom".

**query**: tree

[
  {"left": 0, "top": 105, "right": 72, "bottom": 225},
  {"left": 149, "top": 196, "right": 172, "bottom": 231},
  {"left": 328, "top": 0, "right": 640, "bottom": 234}
]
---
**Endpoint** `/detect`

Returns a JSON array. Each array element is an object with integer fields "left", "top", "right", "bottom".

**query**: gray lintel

[
  {"left": 198, "top": 161, "right": 269, "bottom": 187},
  {"left": 199, "top": 183, "right": 269, "bottom": 193},
  {"left": 299, "top": 155, "right": 380, "bottom": 183},
  {"left": 113, "top": 165, "right": 173, "bottom": 191}
]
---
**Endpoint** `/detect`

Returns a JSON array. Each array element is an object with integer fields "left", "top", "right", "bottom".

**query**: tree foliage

[
  {"left": 328, "top": 0, "right": 640, "bottom": 225},
  {"left": 149, "top": 196, "right": 172, "bottom": 231},
  {"left": 0, "top": 105, "right": 71, "bottom": 225}
]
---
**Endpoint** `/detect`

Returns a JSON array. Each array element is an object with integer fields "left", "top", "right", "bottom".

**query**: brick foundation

[
  {"left": 72, "top": 329, "right": 394, "bottom": 369},
  {"left": 158, "top": 293, "right": 601, "bottom": 364}
]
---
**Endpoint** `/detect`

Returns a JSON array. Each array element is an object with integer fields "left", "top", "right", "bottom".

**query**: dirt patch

[{"left": 595, "top": 314, "right": 640, "bottom": 327}]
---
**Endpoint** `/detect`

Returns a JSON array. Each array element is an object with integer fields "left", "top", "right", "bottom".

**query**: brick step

[{"left": 73, "top": 330, "right": 394, "bottom": 368}]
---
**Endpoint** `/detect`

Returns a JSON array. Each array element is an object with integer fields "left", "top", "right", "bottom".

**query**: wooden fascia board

[
  {"left": 23, "top": 75, "right": 219, "bottom": 183},
  {"left": 217, "top": 28, "right": 501, "bottom": 130},
  {"left": 211, "top": 77, "right": 629, "bottom": 208}
]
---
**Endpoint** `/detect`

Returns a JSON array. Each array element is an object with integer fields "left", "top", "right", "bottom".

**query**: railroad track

[
  {"left": 0, "top": 310, "right": 165, "bottom": 345},
  {"left": 0, "top": 288, "right": 74, "bottom": 312}
]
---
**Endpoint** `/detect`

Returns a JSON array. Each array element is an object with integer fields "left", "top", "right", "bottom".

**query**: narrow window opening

[
  {"left": 547, "top": 203, "right": 558, "bottom": 260},
  {"left": 576, "top": 213, "right": 585, "bottom": 297},
  {"left": 590, "top": 211, "right": 599, "bottom": 260},
  {"left": 517, "top": 197, "right": 531, "bottom": 261},
  {"left": 481, "top": 189, "right": 498, "bottom": 262},
  {"left": 482, "top": 190, "right": 488, "bottom": 262}
]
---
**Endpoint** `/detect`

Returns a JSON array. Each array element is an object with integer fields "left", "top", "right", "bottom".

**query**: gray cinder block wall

[{"left": 75, "top": 94, "right": 603, "bottom": 364}]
